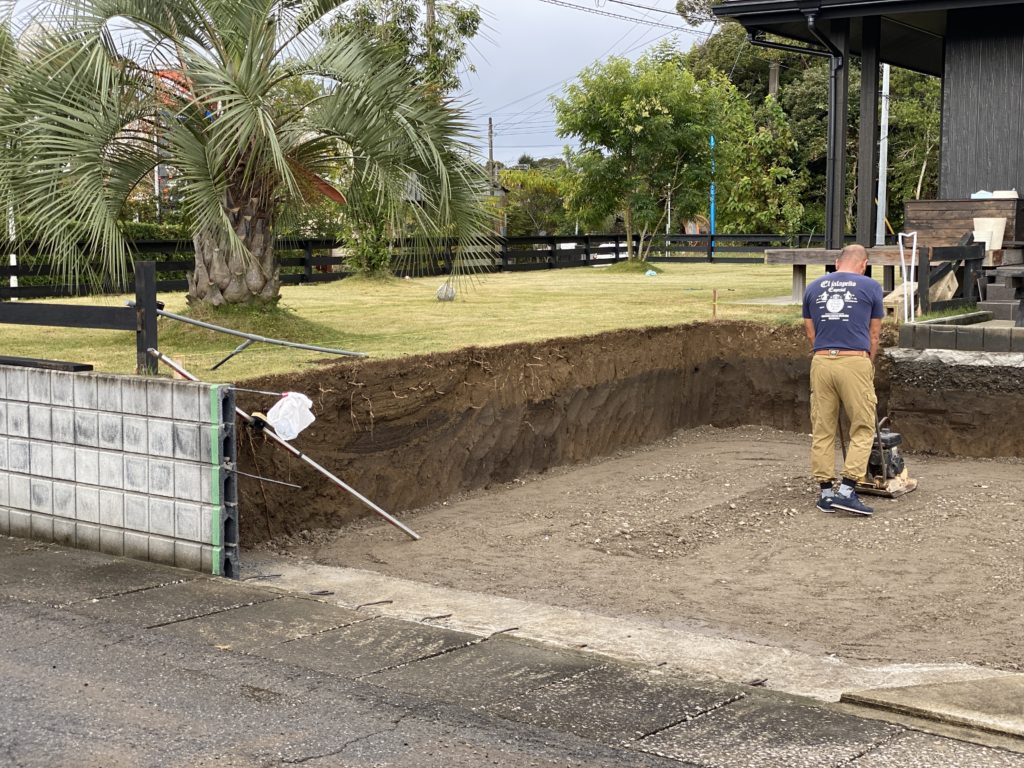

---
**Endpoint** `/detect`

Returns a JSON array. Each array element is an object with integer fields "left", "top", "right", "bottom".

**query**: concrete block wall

[{"left": 0, "top": 365, "right": 239, "bottom": 578}]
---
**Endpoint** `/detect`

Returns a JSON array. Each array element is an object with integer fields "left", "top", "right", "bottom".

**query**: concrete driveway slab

[
  {"left": 487, "top": 662, "right": 746, "bottom": 745},
  {"left": 368, "top": 635, "right": 604, "bottom": 710},
  {"left": 637, "top": 692, "right": 902, "bottom": 768},
  {"left": 149, "top": 594, "right": 366, "bottom": 652},
  {"left": 851, "top": 731, "right": 1024, "bottom": 767},
  {"left": 250, "top": 615, "right": 478, "bottom": 678}
]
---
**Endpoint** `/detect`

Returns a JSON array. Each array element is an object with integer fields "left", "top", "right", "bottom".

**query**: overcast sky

[{"left": 458, "top": 0, "right": 713, "bottom": 165}]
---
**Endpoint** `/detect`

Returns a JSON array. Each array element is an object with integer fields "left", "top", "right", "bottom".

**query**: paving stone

[
  {"left": 637, "top": 692, "right": 901, "bottom": 768},
  {"left": 253, "top": 616, "right": 478, "bottom": 679},
  {"left": 0, "top": 545, "right": 191, "bottom": 603},
  {"left": 151, "top": 596, "right": 366, "bottom": 653},
  {"left": 69, "top": 578, "right": 279, "bottom": 627},
  {"left": 487, "top": 662, "right": 744, "bottom": 745},
  {"left": 369, "top": 635, "right": 604, "bottom": 710}
]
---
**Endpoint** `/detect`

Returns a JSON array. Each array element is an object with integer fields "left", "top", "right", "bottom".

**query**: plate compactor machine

[{"left": 854, "top": 419, "right": 917, "bottom": 498}]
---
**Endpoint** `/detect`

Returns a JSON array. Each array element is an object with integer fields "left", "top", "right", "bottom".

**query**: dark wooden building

[{"left": 714, "top": 0, "right": 1024, "bottom": 248}]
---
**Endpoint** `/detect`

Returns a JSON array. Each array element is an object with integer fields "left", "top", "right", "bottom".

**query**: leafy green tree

[
  {"left": 553, "top": 46, "right": 709, "bottom": 260},
  {"left": 0, "top": 0, "right": 489, "bottom": 305},
  {"left": 702, "top": 77, "right": 805, "bottom": 233},
  {"left": 499, "top": 166, "right": 569, "bottom": 236}
]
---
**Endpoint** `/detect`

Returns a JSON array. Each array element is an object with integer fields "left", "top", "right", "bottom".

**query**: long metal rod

[
  {"left": 128, "top": 302, "right": 367, "bottom": 358},
  {"left": 148, "top": 348, "right": 420, "bottom": 541}
]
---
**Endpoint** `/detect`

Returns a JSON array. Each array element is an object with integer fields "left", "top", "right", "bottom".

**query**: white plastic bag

[{"left": 265, "top": 392, "right": 315, "bottom": 441}]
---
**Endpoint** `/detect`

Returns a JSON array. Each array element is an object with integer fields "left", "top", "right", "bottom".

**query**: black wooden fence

[{"left": 0, "top": 232, "right": 845, "bottom": 301}]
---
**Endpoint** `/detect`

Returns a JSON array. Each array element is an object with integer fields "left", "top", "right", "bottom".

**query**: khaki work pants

[{"left": 809, "top": 356, "right": 878, "bottom": 483}]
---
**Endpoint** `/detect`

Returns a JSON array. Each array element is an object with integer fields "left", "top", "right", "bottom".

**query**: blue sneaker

[
  {"left": 831, "top": 492, "right": 874, "bottom": 516},
  {"left": 816, "top": 495, "right": 835, "bottom": 513}
]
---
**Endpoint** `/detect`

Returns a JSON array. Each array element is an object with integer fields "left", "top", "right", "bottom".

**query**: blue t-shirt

[{"left": 802, "top": 271, "right": 884, "bottom": 352}]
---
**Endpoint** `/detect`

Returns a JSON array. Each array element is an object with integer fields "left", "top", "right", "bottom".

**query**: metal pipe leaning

[
  {"left": 147, "top": 348, "right": 421, "bottom": 541},
  {"left": 127, "top": 301, "right": 368, "bottom": 359}
]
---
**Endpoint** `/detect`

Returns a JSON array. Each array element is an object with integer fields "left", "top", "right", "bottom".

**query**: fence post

[
  {"left": 501, "top": 237, "right": 510, "bottom": 271},
  {"left": 134, "top": 261, "right": 158, "bottom": 375},
  {"left": 303, "top": 241, "right": 313, "bottom": 283},
  {"left": 614, "top": 235, "right": 621, "bottom": 262},
  {"left": 706, "top": 232, "right": 714, "bottom": 262},
  {"left": 583, "top": 235, "right": 591, "bottom": 265}
]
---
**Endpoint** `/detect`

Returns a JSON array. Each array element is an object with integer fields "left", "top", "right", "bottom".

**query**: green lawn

[{"left": 1, "top": 262, "right": 831, "bottom": 381}]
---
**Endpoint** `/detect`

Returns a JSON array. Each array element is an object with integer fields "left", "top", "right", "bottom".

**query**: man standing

[{"left": 803, "top": 244, "right": 884, "bottom": 516}]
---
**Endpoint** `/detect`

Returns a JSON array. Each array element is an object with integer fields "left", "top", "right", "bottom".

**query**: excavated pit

[{"left": 237, "top": 321, "right": 1024, "bottom": 544}]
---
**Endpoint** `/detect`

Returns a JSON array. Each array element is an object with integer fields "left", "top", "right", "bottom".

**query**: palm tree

[{"left": 0, "top": 0, "right": 489, "bottom": 305}]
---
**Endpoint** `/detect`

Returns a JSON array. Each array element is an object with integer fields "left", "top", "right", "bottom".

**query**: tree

[
  {"left": 0, "top": 0, "right": 489, "bottom": 305},
  {"left": 553, "top": 45, "right": 708, "bottom": 260},
  {"left": 499, "top": 166, "right": 569, "bottom": 236}
]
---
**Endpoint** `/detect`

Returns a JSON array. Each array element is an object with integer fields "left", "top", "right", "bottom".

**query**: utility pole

[
  {"left": 488, "top": 117, "right": 495, "bottom": 194},
  {"left": 875, "top": 63, "right": 891, "bottom": 246},
  {"left": 768, "top": 62, "right": 780, "bottom": 97},
  {"left": 425, "top": 0, "right": 435, "bottom": 60}
]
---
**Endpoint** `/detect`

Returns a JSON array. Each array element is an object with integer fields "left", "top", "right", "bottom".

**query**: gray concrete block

[
  {"left": 30, "top": 512, "right": 53, "bottom": 541},
  {"left": 0, "top": 438, "right": 6, "bottom": 471},
  {"left": 124, "top": 456, "right": 148, "bottom": 493},
  {"left": 123, "top": 417, "right": 148, "bottom": 454},
  {"left": 202, "top": 506, "right": 220, "bottom": 546},
  {"left": 6, "top": 368, "right": 27, "bottom": 400},
  {"left": 984, "top": 327, "right": 1013, "bottom": 352},
  {"left": 9, "top": 475, "right": 30, "bottom": 511},
  {"left": 0, "top": 367, "right": 5, "bottom": 398},
  {"left": 99, "top": 527, "right": 124, "bottom": 556},
  {"left": 121, "top": 378, "right": 149, "bottom": 415},
  {"left": 0, "top": 473, "right": 7, "bottom": 507},
  {"left": 173, "top": 424, "right": 201, "bottom": 461},
  {"left": 75, "top": 448, "right": 99, "bottom": 486},
  {"left": 898, "top": 324, "right": 913, "bottom": 348},
  {"left": 53, "top": 482, "right": 75, "bottom": 519},
  {"left": 0, "top": 506, "right": 8, "bottom": 535},
  {"left": 7, "top": 403, "right": 28, "bottom": 437},
  {"left": 199, "top": 427, "right": 215, "bottom": 464},
  {"left": 173, "top": 385, "right": 202, "bottom": 423},
  {"left": 53, "top": 517, "right": 76, "bottom": 546},
  {"left": 52, "top": 445, "right": 76, "bottom": 481},
  {"left": 175, "top": 462, "right": 202, "bottom": 502},
  {"left": 174, "top": 501, "right": 202, "bottom": 542},
  {"left": 0, "top": 402, "right": 6, "bottom": 435},
  {"left": 51, "top": 371, "right": 75, "bottom": 406},
  {"left": 76, "top": 522, "right": 100, "bottom": 551},
  {"left": 75, "top": 486, "right": 100, "bottom": 524},
  {"left": 1012, "top": 329, "right": 1024, "bottom": 353},
  {"left": 74, "top": 411, "right": 98, "bottom": 446},
  {"left": 98, "top": 413, "right": 123, "bottom": 450},
  {"left": 10, "top": 509, "right": 31, "bottom": 537},
  {"left": 149, "top": 459, "right": 175, "bottom": 497},
  {"left": 149, "top": 536, "right": 176, "bottom": 566},
  {"left": 124, "top": 494, "right": 148, "bottom": 531},
  {"left": 956, "top": 326, "right": 985, "bottom": 352},
  {"left": 929, "top": 326, "right": 957, "bottom": 350},
  {"left": 74, "top": 374, "right": 98, "bottom": 409},
  {"left": 28, "top": 405, "right": 51, "bottom": 440},
  {"left": 201, "top": 545, "right": 214, "bottom": 575},
  {"left": 26, "top": 369, "right": 51, "bottom": 404},
  {"left": 51, "top": 408, "right": 75, "bottom": 444},
  {"left": 94, "top": 375, "right": 119, "bottom": 411},
  {"left": 30, "top": 480, "right": 53, "bottom": 514},
  {"left": 147, "top": 379, "right": 174, "bottom": 419},
  {"left": 200, "top": 466, "right": 216, "bottom": 505},
  {"left": 99, "top": 490, "right": 124, "bottom": 528},
  {"left": 9, "top": 440, "right": 30, "bottom": 473},
  {"left": 174, "top": 540, "right": 203, "bottom": 571},
  {"left": 124, "top": 531, "right": 149, "bottom": 560},
  {"left": 148, "top": 419, "right": 175, "bottom": 458},
  {"left": 30, "top": 443, "right": 52, "bottom": 478},
  {"left": 150, "top": 499, "right": 175, "bottom": 537},
  {"left": 99, "top": 453, "right": 124, "bottom": 490}
]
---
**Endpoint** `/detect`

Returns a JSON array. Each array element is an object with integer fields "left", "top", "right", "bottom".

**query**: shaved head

[{"left": 836, "top": 244, "right": 869, "bottom": 274}]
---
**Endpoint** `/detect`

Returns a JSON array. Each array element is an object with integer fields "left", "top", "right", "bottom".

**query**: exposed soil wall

[{"left": 238, "top": 322, "right": 830, "bottom": 542}]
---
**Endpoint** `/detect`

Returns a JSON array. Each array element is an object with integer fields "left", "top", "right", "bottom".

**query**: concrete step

[
  {"left": 985, "top": 284, "right": 1021, "bottom": 301},
  {"left": 977, "top": 300, "right": 1021, "bottom": 321}
]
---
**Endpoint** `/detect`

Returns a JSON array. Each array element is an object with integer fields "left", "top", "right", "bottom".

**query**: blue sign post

[{"left": 708, "top": 135, "right": 717, "bottom": 262}]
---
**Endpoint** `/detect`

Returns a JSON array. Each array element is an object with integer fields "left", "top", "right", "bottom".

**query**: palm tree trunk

[{"left": 187, "top": 192, "right": 280, "bottom": 306}]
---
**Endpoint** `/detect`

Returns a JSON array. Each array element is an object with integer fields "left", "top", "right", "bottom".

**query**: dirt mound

[{"left": 237, "top": 322, "right": 823, "bottom": 543}]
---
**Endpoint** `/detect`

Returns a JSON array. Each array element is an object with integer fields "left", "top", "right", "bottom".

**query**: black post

[
  {"left": 134, "top": 261, "right": 158, "bottom": 375},
  {"left": 614, "top": 235, "right": 621, "bottom": 261},
  {"left": 501, "top": 237, "right": 510, "bottom": 271},
  {"left": 821, "top": 18, "right": 850, "bottom": 250},
  {"left": 584, "top": 235, "right": 591, "bottom": 265},
  {"left": 303, "top": 241, "right": 313, "bottom": 283},
  {"left": 706, "top": 233, "right": 714, "bottom": 262},
  {"left": 918, "top": 249, "right": 931, "bottom": 316},
  {"left": 857, "top": 16, "right": 880, "bottom": 248}
]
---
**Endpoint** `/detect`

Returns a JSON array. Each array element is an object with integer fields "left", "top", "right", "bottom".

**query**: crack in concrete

[
  {"left": 279, "top": 711, "right": 412, "bottom": 765},
  {"left": 143, "top": 595, "right": 283, "bottom": 629},
  {"left": 271, "top": 615, "right": 379, "bottom": 646},
  {"left": 633, "top": 692, "right": 748, "bottom": 742},
  {"left": 843, "top": 728, "right": 907, "bottom": 764},
  {"left": 355, "top": 637, "right": 486, "bottom": 680}
]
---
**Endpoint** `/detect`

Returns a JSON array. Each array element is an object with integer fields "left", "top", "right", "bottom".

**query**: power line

[
  {"left": 535, "top": 0, "right": 705, "bottom": 33},
  {"left": 604, "top": 0, "right": 713, "bottom": 22}
]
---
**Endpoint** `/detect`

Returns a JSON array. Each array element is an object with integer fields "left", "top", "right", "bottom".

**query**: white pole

[
  {"left": 875, "top": 64, "right": 891, "bottom": 246},
  {"left": 7, "top": 205, "right": 16, "bottom": 302}
]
